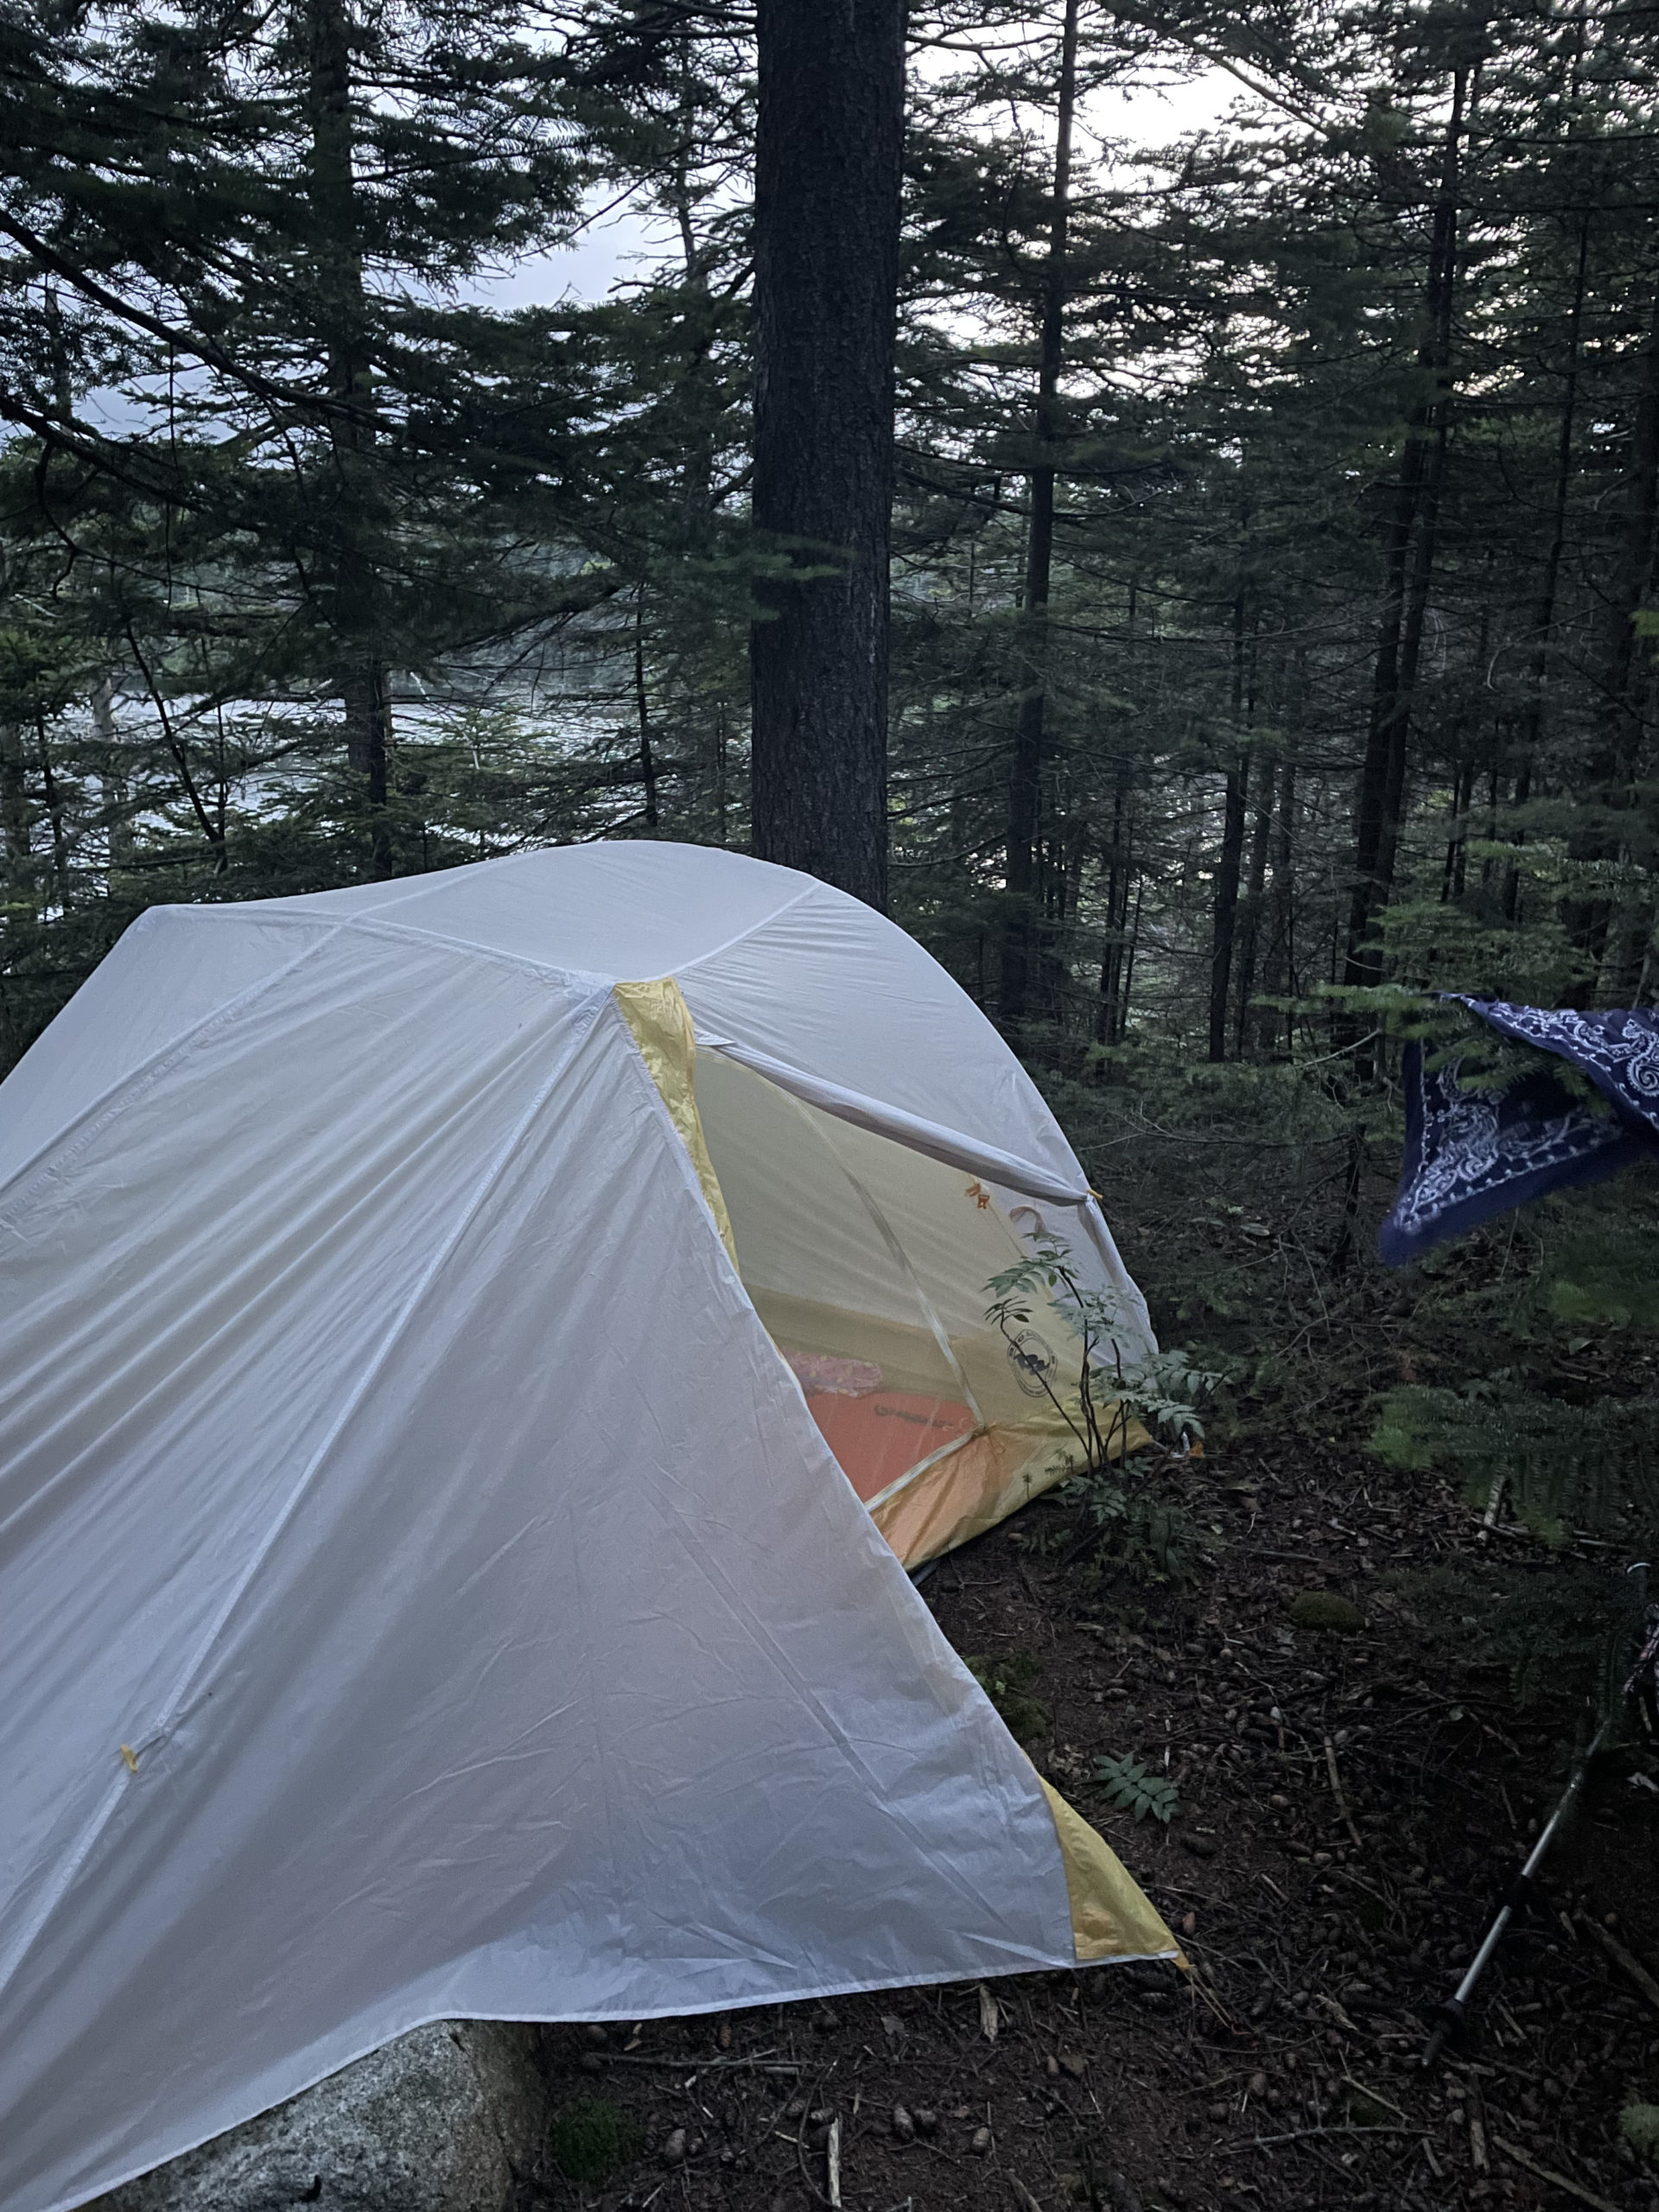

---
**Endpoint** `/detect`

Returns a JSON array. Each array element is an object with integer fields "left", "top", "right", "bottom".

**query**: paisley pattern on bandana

[
  {"left": 1460, "top": 999, "right": 1659, "bottom": 1134},
  {"left": 1378, "top": 1000, "right": 1659, "bottom": 1266}
]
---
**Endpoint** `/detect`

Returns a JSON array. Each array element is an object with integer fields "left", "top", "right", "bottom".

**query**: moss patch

[
  {"left": 550, "top": 2096, "right": 644, "bottom": 2184},
  {"left": 1287, "top": 1591, "right": 1364, "bottom": 1634},
  {"left": 964, "top": 1651, "right": 1052, "bottom": 1744}
]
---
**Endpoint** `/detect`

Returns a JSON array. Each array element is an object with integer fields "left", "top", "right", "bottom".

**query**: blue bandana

[{"left": 1379, "top": 1000, "right": 1659, "bottom": 1266}]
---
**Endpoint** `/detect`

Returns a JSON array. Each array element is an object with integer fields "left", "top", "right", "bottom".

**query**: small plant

[
  {"left": 1093, "top": 1752, "right": 1180, "bottom": 1825},
  {"left": 550, "top": 2096, "right": 644, "bottom": 2185},
  {"left": 1064, "top": 1471, "right": 1213, "bottom": 1588},
  {"left": 963, "top": 1650, "right": 1052, "bottom": 1744},
  {"left": 984, "top": 1233, "right": 1221, "bottom": 1474},
  {"left": 1011, "top": 1510, "right": 1073, "bottom": 1560}
]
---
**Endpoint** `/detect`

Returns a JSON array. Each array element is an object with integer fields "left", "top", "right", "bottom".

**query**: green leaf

[{"left": 1092, "top": 1752, "right": 1180, "bottom": 1825}]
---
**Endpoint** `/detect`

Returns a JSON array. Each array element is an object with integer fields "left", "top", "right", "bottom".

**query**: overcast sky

[
  {"left": 470, "top": 63, "right": 1243, "bottom": 313},
  {"left": 73, "top": 61, "right": 1242, "bottom": 434}
]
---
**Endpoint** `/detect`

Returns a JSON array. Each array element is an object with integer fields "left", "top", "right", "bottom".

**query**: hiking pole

[
  {"left": 1421, "top": 1711, "right": 1610, "bottom": 2069},
  {"left": 1421, "top": 1560, "right": 1658, "bottom": 2069},
  {"left": 1623, "top": 1560, "right": 1659, "bottom": 1745}
]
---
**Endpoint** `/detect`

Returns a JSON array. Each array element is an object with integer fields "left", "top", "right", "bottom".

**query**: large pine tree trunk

[
  {"left": 749, "top": 0, "right": 906, "bottom": 910},
  {"left": 307, "top": 0, "right": 391, "bottom": 868}
]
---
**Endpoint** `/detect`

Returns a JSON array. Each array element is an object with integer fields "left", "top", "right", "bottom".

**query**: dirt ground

[{"left": 530, "top": 1433, "right": 1659, "bottom": 2212}]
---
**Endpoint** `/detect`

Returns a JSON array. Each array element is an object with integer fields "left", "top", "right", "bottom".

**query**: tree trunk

[
  {"left": 1564, "top": 278, "right": 1659, "bottom": 985},
  {"left": 1095, "top": 760, "right": 1132, "bottom": 1046},
  {"left": 1207, "top": 586, "right": 1252, "bottom": 1062},
  {"left": 634, "top": 592, "right": 659, "bottom": 829},
  {"left": 1343, "top": 67, "right": 1465, "bottom": 1003},
  {"left": 1262, "top": 746, "right": 1298, "bottom": 1056},
  {"left": 1119, "top": 877, "right": 1143, "bottom": 1040},
  {"left": 0, "top": 721, "right": 31, "bottom": 886},
  {"left": 307, "top": 0, "right": 391, "bottom": 868},
  {"left": 749, "top": 0, "right": 906, "bottom": 910},
  {"left": 1208, "top": 747, "right": 1248, "bottom": 1062},
  {"left": 1603, "top": 290, "right": 1659, "bottom": 776},
  {"left": 1516, "top": 219, "right": 1588, "bottom": 789},
  {"left": 1232, "top": 744, "right": 1275, "bottom": 1058},
  {"left": 1001, "top": 0, "right": 1080, "bottom": 1025},
  {"left": 1441, "top": 756, "right": 1474, "bottom": 904},
  {"left": 92, "top": 673, "right": 130, "bottom": 868},
  {"left": 35, "top": 717, "right": 70, "bottom": 910}
]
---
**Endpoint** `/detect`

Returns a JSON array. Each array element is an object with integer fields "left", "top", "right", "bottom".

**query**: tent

[{"left": 0, "top": 842, "right": 1176, "bottom": 2212}]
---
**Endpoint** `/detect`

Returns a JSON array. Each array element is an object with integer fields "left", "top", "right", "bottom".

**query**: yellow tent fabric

[
  {"left": 614, "top": 975, "right": 1175, "bottom": 1972},
  {"left": 616, "top": 975, "right": 1149, "bottom": 1573}
]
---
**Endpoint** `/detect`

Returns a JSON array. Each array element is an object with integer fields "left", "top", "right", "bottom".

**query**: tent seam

[
  {"left": 0, "top": 924, "right": 349, "bottom": 1218},
  {"left": 156, "top": 903, "right": 609, "bottom": 995},
  {"left": 667, "top": 884, "right": 819, "bottom": 976},
  {"left": 602, "top": 991, "right": 745, "bottom": 1293},
  {"left": 179, "top": 877, "right": 819, "bottom": 991}
]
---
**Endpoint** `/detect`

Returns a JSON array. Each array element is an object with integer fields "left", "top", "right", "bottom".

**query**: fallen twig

[
  {"left": 1467, "top": 2088, "right": 1490, "bottom": 2172},
  {"left": 1340, "top": 2071, "right": 1408, "bottom": 2121},
  {"left": 1577, "top": 1912, "right": 1659, "bottom": 2012},
  {"left": 589, "top": 2052, "right": 802, "bottom": 2075},
  {"left": 1478, "top": 1475, "right": 1505, "bottom": 1544},
  {"left": 1492, "top": 2134, "right": 1621, "bottom": 2212},
  {"left": 1323, "top": 1733, "right": 1363, "bottom": 1851},
  {"left": 795, "top": 2068, "right": 837, "bottom": 2208},
  {"left": 1249, "top": 2125, "right": 1421, "bottom": 2147}
]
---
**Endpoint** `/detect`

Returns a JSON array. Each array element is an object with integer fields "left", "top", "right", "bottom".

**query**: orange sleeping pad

[{"left": 806, "top": 1390, "right": 976, "bottom": 1503}]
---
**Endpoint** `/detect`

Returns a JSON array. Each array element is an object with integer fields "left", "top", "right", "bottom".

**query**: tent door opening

[{"left": 694, "top": 1052, "right": 1098, "bottom": 1552}]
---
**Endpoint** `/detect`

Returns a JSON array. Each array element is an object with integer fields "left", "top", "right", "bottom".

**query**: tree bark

[
  {"left": 0, "top": 721, "right": 31, "bottom": 885},
  {"left": 91, "top": 672, "right": 131, "bottom": 868},
  {"left": 1208, "top": 747, "right": 1248, "bottom": 1062},
  {"left": 35, "top": 717, "right": 70, "bottom": 909},
  {"left": 1343, "top": 68, "right": 1465, "bottom": 1002},
  {"left": 749, "top": 0, "right": 906, "bottom": 910},
  {"left": 634, "top": 591, "right": 659, "bottom": 829},
  {"left": 1207, "top": 586, "right": 1253, "bottom": 1062},
  {"left": 307, "top": 0, "right": 391, "bottom": 867},
  {"left": 1001, "top": 0, "right": 1080, "bottom": 1025},
  {"left": 1095, "top": 758, "right": 1133, "bottom": 1046},
  {"left": 1232, "top": 742, "right": 1275, "bottom": 1057},
  {"left": 1564, "top": 279, "right": 1659, "bottom": 986},
  {"left": 1262, "top": 746, "right": 1298, "bottom": 1055}
]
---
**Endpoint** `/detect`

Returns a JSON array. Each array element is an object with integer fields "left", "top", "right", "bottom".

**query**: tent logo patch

[{"left": 1007, "top": 1328, "right": 1058, "bottom": 1398}]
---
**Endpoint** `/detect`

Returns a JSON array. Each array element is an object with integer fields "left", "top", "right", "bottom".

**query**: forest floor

[{"left": 530, "top": 1090, "right": 1659, "bottom": 2212}]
